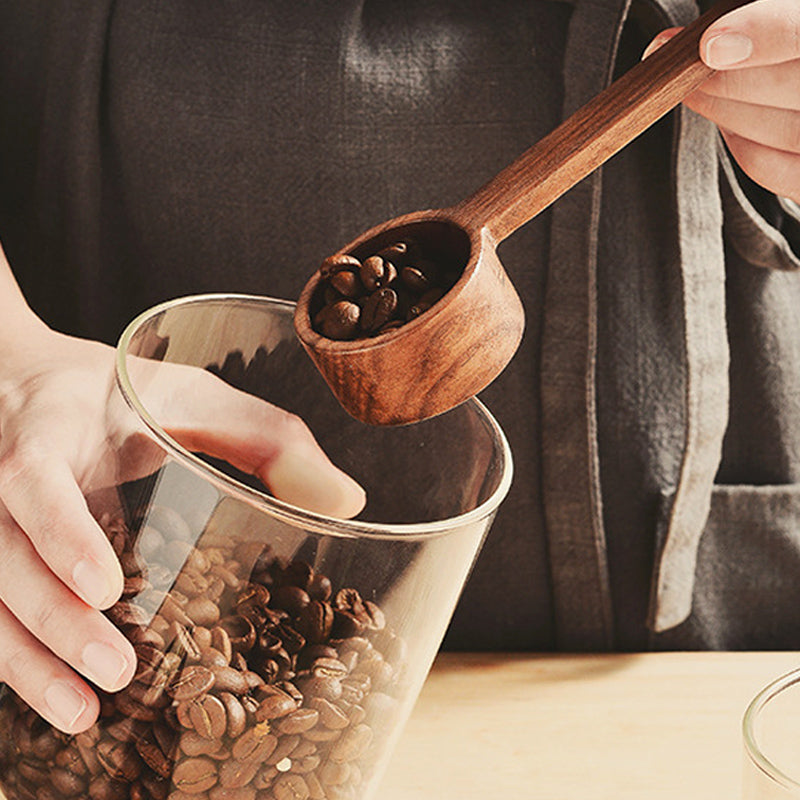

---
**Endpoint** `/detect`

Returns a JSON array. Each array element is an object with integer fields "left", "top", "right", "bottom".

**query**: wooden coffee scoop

[{"left": 295, "top": 0, "right": 749, "bottom": 426}]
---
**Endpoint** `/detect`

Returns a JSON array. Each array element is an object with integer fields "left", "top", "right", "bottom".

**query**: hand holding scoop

[{"left": 294, "top": 0, "right": 749, "bottom": 426}]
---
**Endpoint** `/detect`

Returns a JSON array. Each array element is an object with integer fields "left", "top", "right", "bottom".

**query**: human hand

[
  {"left": 0, "top": 320, "right": 365, "bottom": 735},
  {"left": 644, "top": 0, "right": 800, "bottom": 202}
]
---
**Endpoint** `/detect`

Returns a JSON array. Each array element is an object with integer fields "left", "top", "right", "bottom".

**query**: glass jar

[{"left": 0, "top": 294, "right": 512, "bottom": 800}]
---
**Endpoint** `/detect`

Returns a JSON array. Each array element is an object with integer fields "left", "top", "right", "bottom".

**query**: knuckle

[
  {"left": 790, "top": 5, "right": 800, "bottom": 58},
  {"left": 788, "top": 115, "right": 800, "bottom": 154},
  {"left": 273, "top": 411, "right": 315, "bottom": 450},
  {"left": 0, "top": 641, "right": 30, "bottom": 689},
  {"left": 0, "top": 436, "right": 42, "bottom": 491},
  {"left": 29, "top": 600, "right": 61, "bottom": 638}
]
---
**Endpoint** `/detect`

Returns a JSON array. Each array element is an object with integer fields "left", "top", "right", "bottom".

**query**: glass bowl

[{"left": 743, "top": 667, "right": 800, "bottom": 798}]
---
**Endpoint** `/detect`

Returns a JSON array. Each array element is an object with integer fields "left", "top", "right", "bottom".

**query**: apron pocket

[{"left": 650, "top": 483, "right": 800, "bottom": 650}]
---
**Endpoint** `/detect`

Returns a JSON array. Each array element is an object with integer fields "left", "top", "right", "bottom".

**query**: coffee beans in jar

[
  {"left": 0, "top": 504, "right": 407, "bottom": 800},
  {"left": 311, "top": 240, "right": 462, "bottom": 340}
]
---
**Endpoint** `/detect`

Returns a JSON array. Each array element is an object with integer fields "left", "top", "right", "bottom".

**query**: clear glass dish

[{"left": 743, "top": 666, "right": 800, "bottom": 798}]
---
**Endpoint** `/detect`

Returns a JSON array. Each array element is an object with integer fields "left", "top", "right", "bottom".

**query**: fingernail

[
  {"left": 641, "top": 33, "right": 672, "bottom": 59},
  {"left": 268, "top": 451, "right": 366, "bottom": 518},
  {"left": 44, "top": 681, "right": 88, "bottom": 731},
  {"left": 81, "top": 642, "right": 132, "bottom": 691},
  {"left": 73, "top": 558, "right": 117, "bottom": 608},
  {"left": 705, "top": 32, "right": 753, "bottom": 67}
]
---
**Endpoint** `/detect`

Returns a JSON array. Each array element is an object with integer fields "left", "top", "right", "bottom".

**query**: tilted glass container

[{"left": 0, "top": 294, "right": 512, "bottom": 800}]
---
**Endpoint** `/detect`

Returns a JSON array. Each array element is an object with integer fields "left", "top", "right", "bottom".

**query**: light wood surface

[
  {"left": 0, "top": 651, "right": 796, "bottom": 798},
  {"left": 377, "top": 651, "right": 800, "bottom": 799}
]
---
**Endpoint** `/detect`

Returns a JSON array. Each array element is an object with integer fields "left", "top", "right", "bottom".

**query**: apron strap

[
  {"left": 541, "top": 0, "right": 631, "bottom": 651},
  {"left": 648, "top": 0, "right": 730, "bottom": 633}
]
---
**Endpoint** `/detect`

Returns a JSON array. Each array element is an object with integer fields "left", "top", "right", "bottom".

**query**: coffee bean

[
  {"left": 124, "top": 677, "right": 170, "bottom": 709},
  {"left": 97, "top": 740, "right": 142, "bottom": 783},
  {"left": 307, "top": 573, "right": 332, "bottom": 602},
  {"left": 55, "top": 746, "right": 86, "bottom": 775},
  {"left": 319, "top": 761, "right": 351, "bottom": 786},
  {"left": 188, "top": 695, "right": 227, "bottom": 740},
  {"left": 180, "top": 732, "right": 225, "bottom": 758},
  {"left": 167, "top": 622, "right": 201, "bottom": 662},
  {"left": 192, "top": 626, "right": 213, "bottom": 649},
  {"left": 211, "top": 625, "right": 236, "bottom": 660},
  {"left": 135, "top": 734, "right": 173, "bottom": 780},
  {"left": 318, "top": 253, "right": 360, "bottom": 279},
  {"left": 175, "top": 569, "right": 208, "bottom": 598},
  {"left": 277, "top": 708, "right": 320, "bottom": 735},
  {"left": 199, "top": 650, "right": 227, "bottom": 673},
  {"left": 270, "top": 585, "right": 310, "bottom": 616},
  {"left": 114, "top": 691, "right": 159, "bottom": 722},
  {"left": 209, "top": 563, "right": 241, "bottom": 590},
  {"left": 218, "top": 692, "right": 247, "bottom": 738},
  {"left": 184, "top": 597, "right": 220, "bottom": 627},
  {"left": 50, "top": 767, "right": 86, "bottom": 797},
  {"left": 304, "top": 772, "right": 326, "bottom": 800},
  {"left": 329, "top": 724, "right": 373, "bottom": 763},
  {"left": 75, "top": 736, "right": 103, "bottom": 775},
  {"left": 290, "top": 755, "right": 321, "bottom": 775},
  {"left": 172, "top": 757, "right": 218, "bottom": 794},
  {"left": 329, "top": 269, "right": 362, "bottom": 299},
  {"left": 331, "top": 609, "right": 364, "bottom": 638},
  {"left": 359, "top": 256, "right": 396, "bottom": 292},
  {"left": 134, "top": 644, "right": 165, "bottom": 680},
  {"left": 362, "top": 600, "right": 386, "bottom": 631},
  {"left": 317, "top": 300, "right": 360, "bottom": 340},
  {"left": 295, "top": 674, "right": 343, "bottom": 703},
  {"left": 296, "top": 601, "right": 333, "bottom": 645},
  {"left": 309, "top": 698, "right": 350, "bottom": 730},
  {"left": 217, "top": 757, "right": 259, "bottom": 791},
  {"left": 87, "top": 774, "right": 128, "bottom": 800},
  {"left": 273, "top": 773, "right": 310, "bottom": 800},
  {"left": 210, "top": 665, "right": 250, "bottom": 695},
  {"left": 303, "top": 726, "right": 343, "bottom": 744},
  {"left": 146, "top": 505, "right": 192, "bottom": 543},
  {"left": 255, "top": 688, "right": 297, "bottom": 721},
  {"left": 377, "top": 241, "right": 411, "bottom": 262},
  {"left": 167, "top": 666, "right": 215, "bottom": 702},
  {"left": 311, "top": 658, "right": 348, "bottom": 680},
  {"left": 104, "top": 716, "right": 145, "bottom": 742},
  {"left": 108, "top": 600, "right": 150, "bottom": 628},
  {"left": 360, "top": 288, "right": 398, "bottom": 333},
  {"left": 265, "top": 735, "right": 300, "bottom": 767},
  {"left": 230, "top": 725, "right": 277, "bottom": 763}
]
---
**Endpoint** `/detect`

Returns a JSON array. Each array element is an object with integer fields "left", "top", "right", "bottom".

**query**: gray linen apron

[{"left": 0, "top": 0, "right": 798, "bottom": 650}]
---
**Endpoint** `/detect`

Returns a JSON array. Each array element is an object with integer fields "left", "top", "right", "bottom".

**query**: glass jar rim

[
  {"left": 743, "top": 666, "right": 800, "bottom": 790},
  {"left": 115, "top": 293, "right": 514, "bottom": 541}
]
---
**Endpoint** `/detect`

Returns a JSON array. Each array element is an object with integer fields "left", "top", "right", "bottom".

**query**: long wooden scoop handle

[{"left": 452, "top": 0, "right": 751, "bottom": 242}]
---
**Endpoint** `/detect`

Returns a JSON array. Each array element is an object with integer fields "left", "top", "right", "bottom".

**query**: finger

[
  {"left": 701, "top": 0, "right": 800, "bottom": 68},
  {"left": 692, "top": 60, "right": 800, "bottom": 110},
  {"left": 641, "top": 26, "right": 683, "bottom": 60},
  {"left": 719, "top": 128, "right": 800, "bottom": 202},
  {"left": 683, "top": 90, "right": 800, "bottom": 154},
  {"left": 0, "top": 600, "right": 100, "bottom": 734},
  {"left": 151, "top": 368, "right": 366, "bottom": 518},
  {"left": 0, "top": 506, "right": 136, "bottom": 693},
  {"left": 0, "top": 438, "right": 124, "bottom": 609}
]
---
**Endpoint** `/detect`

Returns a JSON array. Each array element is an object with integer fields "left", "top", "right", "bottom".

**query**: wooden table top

[
  {"left": 378, "top": 651, "right": 800, "bottom": 799},
  {"left": 2, "top": 651, "right": 798, "bottom": 799}
]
